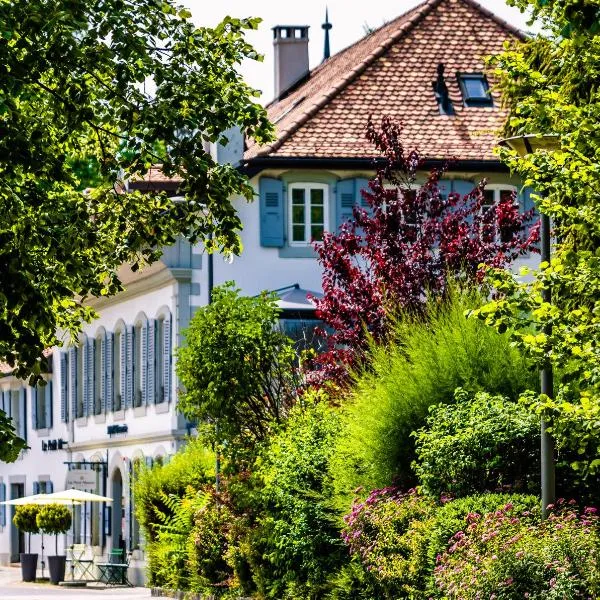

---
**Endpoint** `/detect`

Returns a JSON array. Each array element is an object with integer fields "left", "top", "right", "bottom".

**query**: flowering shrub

[
  {"left": 434, "top": 501, "right": 600, "bottom": 599},
  {"left": 342, "top": 488, "right": 436, "bottom": 598}
]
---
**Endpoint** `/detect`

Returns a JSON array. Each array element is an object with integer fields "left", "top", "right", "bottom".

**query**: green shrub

[
  {"left": 36, "top": 504, "right": 72, "bottom": 555},
  {"left": 13, "top": 504, "right": 40, "bottom": 553},
  {"left": 237, "top": 398, "right": 345, "bottom": 599},
  {"left": 433, "top": 501, "right": 600, "bottom": 599},
  {"left": 331, "top": 288, "right": 536, "bottom": 498},
  {"left": 413, "top": 389, "right": 540, "bottom": 497}
]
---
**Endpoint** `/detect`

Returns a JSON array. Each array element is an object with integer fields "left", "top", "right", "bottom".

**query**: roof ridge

[
  {"left": 253, "top": 0, "right": 442, "bottom": 158},
  {"left": 457, "top": 0, "right": 527, "bottom": 40}
]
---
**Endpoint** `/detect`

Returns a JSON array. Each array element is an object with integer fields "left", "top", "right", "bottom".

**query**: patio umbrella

[
  {"left": 0, "top": 494, "right": 81, "bottom": 505},
  {"left": 45, "top": 489, "right": 113, "bottom": 503}
]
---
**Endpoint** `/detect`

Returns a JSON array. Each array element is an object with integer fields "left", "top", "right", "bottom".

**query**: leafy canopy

[
  {"left": 0, "top": 0, "right": 273, "bottom": 383},
  {"left": 473, "top": 0, "right": 600, "bottom": 477},
  {"left": 176, "top": 283, "right": 298, "bottom": 458}
]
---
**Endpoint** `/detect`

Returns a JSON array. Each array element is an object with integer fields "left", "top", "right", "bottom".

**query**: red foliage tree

[{"left": 308, "top": 117, "right": 539, "bottom": 386}]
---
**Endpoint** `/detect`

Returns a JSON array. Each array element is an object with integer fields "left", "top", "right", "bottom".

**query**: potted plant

[
  {"left": 13, "top": 504, "right": 40, "bottom": 582},
  {"left": 36, "top": 504, "right": 72, "bottom": 585}
]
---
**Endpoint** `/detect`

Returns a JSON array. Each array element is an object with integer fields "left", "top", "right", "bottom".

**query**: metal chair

[
  {"left": 95, "top": 549, "right": 131, "bottom": 586},
  {"left": 67, "top": 544, "right": 95, "bottom": 581}
]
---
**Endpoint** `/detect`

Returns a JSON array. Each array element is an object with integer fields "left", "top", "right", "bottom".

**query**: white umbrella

[
  {"left": 45, "top": 489, "right": 113, "bottom": 503},
  {"left": 0, "top": 494, "right": 81, "bottom": 506}
]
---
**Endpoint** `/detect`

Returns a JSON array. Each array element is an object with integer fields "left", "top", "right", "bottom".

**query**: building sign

[
  {"left": 107, "top": 424, "right": 128, "bottom": 436},
  {"left": 66, "top": 469, "right": 97, "bottom": 490},
  {"left": 42, "top": 439, "right": 68, "bottom": 451}
]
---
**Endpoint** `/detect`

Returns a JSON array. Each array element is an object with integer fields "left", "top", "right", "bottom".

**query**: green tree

[
  {"left": 13, "top": 504, "right": 40, "bottom": 553},
  {"left": 473, "top": 0, "right": 600, "bottom": 477},
  {"left": 0, "top": 0, "right": 272, "bottom": 458},
  {"left": 176, "top": 283, "right": 298, "bottom": 460},
  {"left": 36, "top": 504, "right": 72, "bottom": 555}
]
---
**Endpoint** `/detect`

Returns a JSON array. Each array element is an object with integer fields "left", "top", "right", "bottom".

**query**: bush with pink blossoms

[{"left": 434, "top": 501, "right": 600, "bottom": 599}]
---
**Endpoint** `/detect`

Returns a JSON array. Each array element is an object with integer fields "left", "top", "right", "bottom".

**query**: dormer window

[{"left": 458, "top": 73, "right": 493, "bottom": 107}]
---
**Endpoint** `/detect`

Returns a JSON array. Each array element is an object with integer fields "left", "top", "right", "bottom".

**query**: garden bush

[
  {"left": 433, "top": 501, "right": 600, "bottom": 599},
  {"left": 331, "top": 288, "right": 537, "bottom": 497},
  {"left": 413, "top": 389, "right": 540, "bottom": 497},
  {"left": 235, "top": 398, "right": 345, "bottom": 599}
]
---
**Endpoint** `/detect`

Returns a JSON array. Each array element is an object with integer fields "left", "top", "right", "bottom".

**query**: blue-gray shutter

[
  {"left": 33, "top": 481, "right": 40, "bottom": 495},
  {"left": 145, "top": 456, "right": 154, "bottom": 469},
  {"left": 119, "top": 330, "right": 127, "bottom": 409},
  {"left": 19, "top": 387, "right": 26, "bottom": 441},
  {"left": 141, "top": 321, "right": 148, "bottom": 405},
  {"left": 60, "top": 353, "right": 68, "bottom": 422},
  {"left": 147, "top": 319, "right": 156, "bottom": 405},
  {"left": 100, "top": 336, "right": 106, "bottom": 413},
  {"left": 259, "top": 177, "right": 285, "bottom": 247},
  {"left": 336, "top": 178, "right": 356, "bottom": 231},
  {"left": 451, "top": 180, "right": 475, "bottom": 197},
  {"left": 47, "top": 481, "right": 53, "bottom": 493},
  {"left": 519, "top": 186, "right": 538, "bottom": 226},
  {"left": 125, "top": 325, "right": 134, "bottom": 408},
  {"left": 163, "top": 314, "right": 172, "bottom": 403},
  {"left": 0, "top": 390, "right": 5, "bottom": 415},
  {"left": 31, "top": 387, "right": 38, "bottom": 431},
  {"left": 0, "top": 482, "right": 6, "bottom": 527},
  {"left": 46, "top": 380, "right": 53, "bottom": 430},
  {"left": 69, "top": 347, "right": 77, "bottom": 421},
  {"left": 105, "top": 332, "right": 113, "bottom": 413},
  {"left": 356, "top": 178, "right": 371, "bottom": 212},
  {"left": 86, "top": 338, "right": 94, "bottom": 416}
]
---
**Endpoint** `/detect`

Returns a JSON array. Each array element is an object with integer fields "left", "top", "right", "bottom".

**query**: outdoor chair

[
  {"left": 67, "top": 543, "right": 95, "bottom": 581},
  {"left": 95, "top": 548, "right": 132, "bottom": 586}
]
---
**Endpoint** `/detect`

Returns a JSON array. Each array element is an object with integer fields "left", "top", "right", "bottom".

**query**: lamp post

[{"left": 499, "top": 133, "right": 559, "bottom": 520}]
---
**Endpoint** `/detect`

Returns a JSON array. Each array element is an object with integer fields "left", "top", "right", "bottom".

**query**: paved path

[{"left": 0, "top": 566, "right": 151, "bottom": 599}]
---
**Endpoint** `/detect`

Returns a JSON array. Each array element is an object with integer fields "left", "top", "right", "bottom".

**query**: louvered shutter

[
  {"left": 163, "top": 314, "right": 172, "bottom": 403},
  {"left": 19, "top": 387, "right": 26, "bottom": 441},
  {"left": 105, "top": 332, "right": 113, "bottom": 413},
  {"left": 60, "top": 353, "right": 68, "bottom": 422},
  {"left": 519, "top": 186, "right": 537, "bottom": 222},
  {"left": 31, "top": 387, "right": 38, "bottom": 430},
  {"left": 69, "top": 347, "right": 77, "bottom": 420},
  {"left": 336, "top": 178, "right": 356, "bottom": 230},
  {"left": 141, "top": 322, "right": 148, "bottom": 405},
  {"left": 100, "top": 336, "right": 106, "bottom": 413},
  {"left": 259, "top": 177, "right": 285, "bottom": 247},
  {"left": 119, "top": 331, "right": 127, "bottom": 409},
  {"left": 47, "top": 481, "right": 54, "bottom": 493},
  {"left": 0, "top": 390, "right": 5, "bottom": 415},
  {"left": 0, "top": 483, "right": 6, "bottom": 527},
  {"left": 33, "top": 481, "right": 40, "bottom": 495},
  {"left": 86, "top": 339, "right": 94, "bottom": 416},
  {"left": 356, "top": 178, "right": 371, "bottom": 214},
  {"left": 46, "top": 380, "right": 53, "bottom": 429},
  {"left": 126, "top": 326, "right": 134, "bottom": 408},
  {"left": 147, "top": 319, "right": 156, "bottom": 405}
]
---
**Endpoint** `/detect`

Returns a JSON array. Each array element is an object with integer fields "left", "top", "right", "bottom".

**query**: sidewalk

[{"left": 0, "top": 565, "right": 151, "bottom": 599}]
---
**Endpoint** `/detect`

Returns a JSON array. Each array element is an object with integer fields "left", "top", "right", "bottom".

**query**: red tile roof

[{"left": 245, "top": 0, "right": 523, "bottom": 163}]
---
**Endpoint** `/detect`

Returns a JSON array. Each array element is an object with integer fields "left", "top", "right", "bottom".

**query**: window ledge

[
  {"left": 75, "top": 417, "right": 88, "bottom": 428},
  {"left": 35, "top": 428, "right": 51, "bottom": 438},
  {"left": 154, "top": 402, "right": 170, "bottom": 415},
  {"left": 278, "top": 245, "right": 318, "bottom": 259},
  {"left": 94, "top": 414, "right": 106, "bottom": 424},
  {"left": 112, "top": 410, "right": 126, "bottom": 422},
  {"left": 133, "top": 405, "right": 147, "bottom": 418}
]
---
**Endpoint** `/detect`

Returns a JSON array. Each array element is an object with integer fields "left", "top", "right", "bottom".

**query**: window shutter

[
  {"left": 69, "top": 347, "right": 77, "bottom": 421},
  {"left": 163, "top": 314, "right": 172, "bottom": 403},
  {"left": 105, "top": 332, "right": 113, "bottom": 413},
  {"left": 60, "top": 352, "right": 68, "bottom": 423},
  {"left": 336, "top": 178, "right": 356, "bottom": 231},
  {"left": 100, "top": 336, "right": 106, "bottom": 413},
  {"left": 126, "top": 325, "right": 134, "bottom": 408},
  {"left": 31, "top": 387, "right": 38, "bottom": 431},
  {"left": 259, "top": 177, "right": 285, "bottom": 247},
  {"left": 0, "top": 390, "right": 5, "bottom": 415},
  {"left": 451, "top": 180, "right": 475, "bottom": 197},
  {"left": 33, "top": 481, "right": 40, "bottom": 495},
  {"left": 141, "top": 321, "right": 148, "bottom": 405},
  {"left": 145, "top": 456, "right": 154, "bottom": 469},
  {"left": 86, "top": 339, "right": 94, "bottom": 417},
  {"left": 46, "top": 380, "right": 53, "bottom": 430},
  {"left": 519, "top": 186, "right": 537, "bottom": 219},
  {"left": 147, "top": 319, "right": 156, "bottom": 405},
  {"left": 0, "top": 482, "right": 6, "bottom": 527},
  {"left": 19, "top": 387, "right": 26, "bottom": 441},
  {"left": 47, "top": 481, "right": 54, "bottom": 493},
  {"left": 356, "top": 178, "right": 371, "bottom": 212},
  {"left": 119, "top": 330, "right": 127, "bottom": 409}
]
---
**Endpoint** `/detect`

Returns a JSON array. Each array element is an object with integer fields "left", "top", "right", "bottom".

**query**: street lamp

[{"left": 499, "top": 133, "right": 560, "bottom": 520}]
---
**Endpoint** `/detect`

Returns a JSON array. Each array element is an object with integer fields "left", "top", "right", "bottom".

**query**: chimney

[{"left": 273, "top": 25, "right": 310, "bottom": 99}]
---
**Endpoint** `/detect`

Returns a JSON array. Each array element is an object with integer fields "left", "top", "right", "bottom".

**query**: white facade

[{"left": 0, "top": 163, "right": 535, "bottom": 583}]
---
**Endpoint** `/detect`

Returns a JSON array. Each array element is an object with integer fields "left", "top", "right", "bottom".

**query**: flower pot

[
  {"left": 19, "top": 553, "right": 38, "bottom": 582},
  {"left": 48, "top": 555, "right": 66, "bottom": 585}
]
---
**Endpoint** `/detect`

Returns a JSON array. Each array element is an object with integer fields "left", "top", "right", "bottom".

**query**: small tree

[
  {"left": 309, "top": 117, "right": 538, "bottom": 386},
  {"left": 36, "top": 504, "right": 72, "bottom": 556},
  {"left": 13, "top": 504, "right": 40, "bottom": 553},
  {"left": 176, "top": 283, "right": 299, "bottom": 461}
]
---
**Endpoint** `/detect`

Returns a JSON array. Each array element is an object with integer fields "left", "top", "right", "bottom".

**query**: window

[
  {"left": 113, "top": 329, "right": 123, "bottom": 412},
  {"left": 458, "top": 73, "right": 493, "bottom": 107},
  {"left": 481, "top": 185, "right": 518, "bottom": 243},
  {"left": 289, "top": 183, "right": 328, "bottom": 246},
  {"left": 34, "top": 382, "right": 52, "bottom": 430}
]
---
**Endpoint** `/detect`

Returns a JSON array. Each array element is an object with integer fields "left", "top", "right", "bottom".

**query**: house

[{"left": 0, "top": 0, "right": 533, "bottom": 584}]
